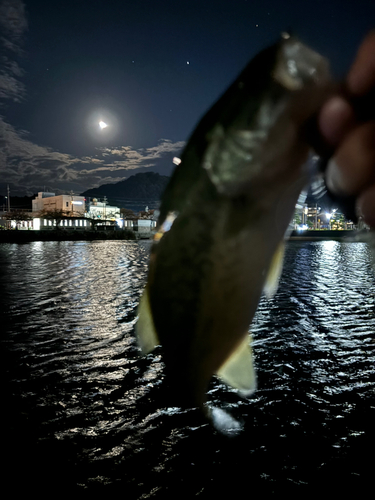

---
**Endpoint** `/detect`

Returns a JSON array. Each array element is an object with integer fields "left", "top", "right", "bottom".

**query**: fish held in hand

[{"left": 136, "top": 35, "right": 332, "bottom": 423}]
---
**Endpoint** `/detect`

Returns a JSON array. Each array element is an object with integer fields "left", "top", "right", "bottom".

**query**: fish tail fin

[
  {"left": 207, "top": 334, "right": 255, "bottom": 436},
  {"left": 205, "top": 406, "right": 243, "bottom": 436}
]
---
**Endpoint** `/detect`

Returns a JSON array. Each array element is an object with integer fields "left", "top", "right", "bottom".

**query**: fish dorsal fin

[
  {"left": 263, "top": 241, "right": 285, "bottom": 299},
  {"left": 216, "top": 335, "right": 257, "bottom": 396},
  {"left": 136, "top": 286, "right": 159, "bottom": 354}
]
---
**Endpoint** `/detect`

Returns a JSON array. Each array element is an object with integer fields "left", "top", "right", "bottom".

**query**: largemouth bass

[{"left": 136, "top": 34, "right": 332, "bottom": 427}]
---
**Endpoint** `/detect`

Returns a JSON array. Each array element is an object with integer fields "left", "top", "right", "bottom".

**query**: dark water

[{"left": 1, "top": 240, "right": 375, "bottom": 496}]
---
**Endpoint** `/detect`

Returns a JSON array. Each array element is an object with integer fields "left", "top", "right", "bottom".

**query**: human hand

[{"left": 318, "top": 30, "right": 375, "bottom": 227}]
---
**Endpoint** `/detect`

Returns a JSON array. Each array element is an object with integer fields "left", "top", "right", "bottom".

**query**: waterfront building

[
  {"left": 133, "top": 219, "right": 156, "bottom": 233},
  {"left": 0, "top": 211, "right": 91, "bottom": 231},
  {"left": 117, "top": 218, "right": 156, "bottom": 237},
  {"left": 86, "top": 198, "right": 120, "bottom": 220},
  {"left": 32, "top": 192, "right": 85, "bottom": 215},
  {"left": 294, "top": 202, "right": 355, "bottom": 231},
  {"left": 32, "top": 217, "right": 92, "bottom": 230}
]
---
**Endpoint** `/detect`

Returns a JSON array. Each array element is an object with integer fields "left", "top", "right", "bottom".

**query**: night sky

[{"left": 1, "top": 0, "right": 374, "bottom": 196}]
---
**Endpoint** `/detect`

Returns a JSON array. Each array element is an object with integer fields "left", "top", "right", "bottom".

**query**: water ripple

[{"left": 1, "top": 239, "right": 375, "bottom": 496}]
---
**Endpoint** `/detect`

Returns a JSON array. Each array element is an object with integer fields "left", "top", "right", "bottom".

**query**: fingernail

[
  {"left": 318, "top": 97, "right": 354, "bottom": 147},
  {"left": 325, "top": 158, "right": 346, "bottom": 194}
]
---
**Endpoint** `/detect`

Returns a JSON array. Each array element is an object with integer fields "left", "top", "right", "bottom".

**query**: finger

[
  {"left": 347, "top": 30, "right": 375, "bottom": 96},
  {"left": 357, "top": 183, "right": 375, "bottom": 227},
  {"left": 325, "top": 121, "right": 375, "bottom": 195},
  {"left": 318, "top": 96, "right": 356, "bottom": 147}
]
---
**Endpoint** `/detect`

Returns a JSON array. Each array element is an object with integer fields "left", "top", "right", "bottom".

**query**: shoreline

[
  {"left": 0, "top": 229, "right": 368, "bottom": 244},
  {"left": 289, "top": 229, "right": 366, "bottom": 241},
  {"left": 0, "top": 229, "right": 138, "bottom": 243}
]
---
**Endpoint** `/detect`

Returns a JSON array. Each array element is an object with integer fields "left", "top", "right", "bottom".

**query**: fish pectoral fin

[
  {"left": 136, "top": 286, "right": 159, "bottom": 354},
  {"left": 216, "top": 335, "right": 257, "bottom": 396},
  {"left": 263, "top": 241, "right": 285, "bottom": 299}
]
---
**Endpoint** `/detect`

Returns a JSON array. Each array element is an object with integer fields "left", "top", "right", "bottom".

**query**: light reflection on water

[{"left": 1, "top": 240, "right": 375, "bottom": 496}]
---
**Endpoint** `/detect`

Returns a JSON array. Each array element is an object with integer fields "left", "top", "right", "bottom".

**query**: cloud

[
  {"left": 0, "top": 0, "right": 27, "bottom": 103},
  {"left": 0, "top": 0, "right": 27, "bottom": 51},
  {"left": 0, "top": 1, "right": 185, "bottom": 197},
  {"left": 0, "top": 67, "right": 25, "bottom": 101},
  {"left": 99, "top": 139, "right": 185, "bottom": 170},
  {"left": 0, "top": 117, "right": 184, "bottom": 195}
]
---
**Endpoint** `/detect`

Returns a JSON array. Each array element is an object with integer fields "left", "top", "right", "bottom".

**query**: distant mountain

[{"left": 80, "top": 172, "right": 170, "bottom": 211}]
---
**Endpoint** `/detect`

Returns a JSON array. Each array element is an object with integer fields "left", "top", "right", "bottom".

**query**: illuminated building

[{"left": 32, "top": 192, "right": 85, "bottom": 215}]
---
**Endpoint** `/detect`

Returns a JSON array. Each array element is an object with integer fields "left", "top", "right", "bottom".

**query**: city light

[
  {"left": 325, "top": 208, "right": 337, "bottom": 219},
  {"left": 33, "top": 218, "right": 41, "bottom": 230}
]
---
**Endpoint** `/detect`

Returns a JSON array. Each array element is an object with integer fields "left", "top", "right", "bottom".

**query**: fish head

[
  {"left": 201, "top": 35, "right": 333, "bottom": 198},
  {"left": 273, "top": 33, "right": 330, "bottom": 91}
]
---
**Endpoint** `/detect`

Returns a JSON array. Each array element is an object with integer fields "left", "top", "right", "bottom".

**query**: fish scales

[{"left": 136, "top": 35, "right": 332, "bottom": 421}]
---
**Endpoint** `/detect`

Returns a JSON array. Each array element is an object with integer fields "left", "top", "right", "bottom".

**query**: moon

[{"left": 86, "top": 110, "right": 119, "bottom": 143}]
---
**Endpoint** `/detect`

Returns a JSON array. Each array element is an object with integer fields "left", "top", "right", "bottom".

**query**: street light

[
  {"left": 325, "top": 212, "right": 332, "bottom": 230},
  {"left": 325, "top": 208, "right": 337, "bottom": 230}
]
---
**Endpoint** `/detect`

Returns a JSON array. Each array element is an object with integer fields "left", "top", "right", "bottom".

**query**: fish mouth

[{"left": 272, "top": 37, "right": 331, "bottom": 91}]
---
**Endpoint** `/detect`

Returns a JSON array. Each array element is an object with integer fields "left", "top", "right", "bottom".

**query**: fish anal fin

[
  {"left": 216, "top": 335, "right": 257, "bottom": 396},
  {"left": 263, "top": 241, "right": 285, "bottom": 299},
  {"left": 136, "top": 287, "right": 159, "bottom": 354}
]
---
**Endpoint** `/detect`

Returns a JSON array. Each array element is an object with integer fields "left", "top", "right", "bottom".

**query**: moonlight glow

[{"left": 86, "top": 110, "right": 119, "bottom": 143}]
